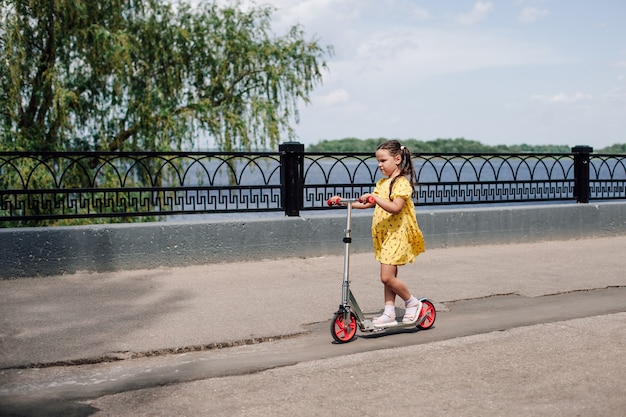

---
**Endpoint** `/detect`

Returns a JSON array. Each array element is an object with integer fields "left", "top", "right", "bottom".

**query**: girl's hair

[{"left": 377, "top": 140, "right": 417, "bottom": 199}]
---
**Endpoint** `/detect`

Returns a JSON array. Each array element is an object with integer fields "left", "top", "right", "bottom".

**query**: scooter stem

[{"left": 341, "top": 202, "right": 353, "bottom": 306}]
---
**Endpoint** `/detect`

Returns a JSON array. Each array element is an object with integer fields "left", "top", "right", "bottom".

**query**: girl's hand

[{"left": 357, "top": 193, "right": 376, "bottom": 206}]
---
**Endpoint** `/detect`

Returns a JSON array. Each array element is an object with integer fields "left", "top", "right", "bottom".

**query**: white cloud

[
  {"left": 273, "top": 0, "right": 338, "bottom": 23},
  {"left": 518, "top": 7, "right": 550, "bottom": 24},
  {"left": 412, "top": 6, "right": 431, "bottom": 21},
  {"left": 513, "top": 0, "right": 550, "bottom": 4},
  {"left": 453, "top": 1, "right": 494, "bottom": 26},
  {"left": 342, "top": 27, "right": 559, "bottom": 84},
  {"left": 266, "top": 0, "right": 361, "bottom": 29},
  {"left": 315, "top": 89, "right": 350, "bottom": 106},
  {"left": 531, "top": 92, "right": 592, "bottom": 104}
]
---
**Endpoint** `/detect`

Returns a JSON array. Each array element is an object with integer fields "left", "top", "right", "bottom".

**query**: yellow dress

[{"left": 371, "top": 176, "right": 425, "bottom": 265}]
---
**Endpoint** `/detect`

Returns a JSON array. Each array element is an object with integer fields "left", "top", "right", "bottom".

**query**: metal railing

[{"left": 1, "top": 144, "right": 624, "bottom": 223}]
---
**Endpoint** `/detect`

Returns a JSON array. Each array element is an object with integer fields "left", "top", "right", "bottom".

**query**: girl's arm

[
  {"left": 359, "top": 193, "right": 405, "bottom": 214},
  {"left": 328, "top": 195, "right": 376, "bottom": 210},
  {"left": 328, "top": 195, "right": 373, "bottom": 209},
  {"left": 350, "top": 199, "right": 373, "bottom": 210}
]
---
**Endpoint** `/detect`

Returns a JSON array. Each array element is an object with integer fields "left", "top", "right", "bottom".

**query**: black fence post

[
  {"left": 279, "top": 142, "right": 304, "bottom": 216},
  {"left": 572, "top": 145, "right": 593, "bottom": 203}
]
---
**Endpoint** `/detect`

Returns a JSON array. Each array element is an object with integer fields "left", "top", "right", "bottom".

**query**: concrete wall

[{"left": 2, "top": 202, "right": 625, "bottom": 279}]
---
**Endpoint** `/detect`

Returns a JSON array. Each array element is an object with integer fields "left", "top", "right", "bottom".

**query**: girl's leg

[
  {"left": 373, "top": 264, "right": 410, "bottom": 326},
  {"left": 380, "top": 263, "right": 423, "bottom": 324},
  {"left": 380, "top": 263, "right": 410, "bottom": 303}
]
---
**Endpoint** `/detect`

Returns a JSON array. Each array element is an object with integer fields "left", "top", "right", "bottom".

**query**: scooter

[{"left": 327, "top": 196, "right": 436, "bottom": 343}]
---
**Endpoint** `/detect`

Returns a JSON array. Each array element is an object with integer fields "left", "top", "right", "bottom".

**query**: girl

[{"left": 337, "top": 140, "right": 425, "bottom": 326}]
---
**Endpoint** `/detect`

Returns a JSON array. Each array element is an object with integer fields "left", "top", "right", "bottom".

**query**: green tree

[
  {"left": 598, "top": 143, "right": 626, "bottom": 153},
  {"left": 306, "top": 137, "right": 597, "bottom": 154},
  {"left": 0, "top": 0, "right": 332, "bottom": 152}
]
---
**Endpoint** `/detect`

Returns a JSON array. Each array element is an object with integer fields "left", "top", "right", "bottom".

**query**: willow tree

[{"left": 0, "top": 0, "right": 332, "bottom": 152}]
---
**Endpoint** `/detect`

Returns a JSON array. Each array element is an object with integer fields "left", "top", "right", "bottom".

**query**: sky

[{"left": 222, "top": 0, "right": 626, "bottom": 149}]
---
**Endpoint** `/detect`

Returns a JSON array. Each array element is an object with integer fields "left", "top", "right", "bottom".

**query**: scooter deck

[{"left": 360, "top": 313, "right": 429, "bottom": 332}]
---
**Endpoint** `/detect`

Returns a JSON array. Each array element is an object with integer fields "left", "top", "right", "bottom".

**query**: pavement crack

[
  {"left": 442, "top": 286, "right": 626, "bottom": 305},
  {"left": 444, "top": 293, "right": 521, "bottom": 304},
  {"left": 2, "top": 332, "right": 309, "bottom": 371},
  {"left": 537, "top": 285, "right": 626, "bottom": 298}
]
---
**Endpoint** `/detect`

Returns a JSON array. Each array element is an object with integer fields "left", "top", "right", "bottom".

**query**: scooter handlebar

[{"left": 327, "top": 196, "right": 375, "bottom": 206}]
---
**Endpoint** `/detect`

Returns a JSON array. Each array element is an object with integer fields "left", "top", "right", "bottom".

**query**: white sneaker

[
  {"left": 372, "top": 313, "right": 397, "bottom": 327},
  {"left": 402, "top": 300, "right": 423, "bottom": 324}
]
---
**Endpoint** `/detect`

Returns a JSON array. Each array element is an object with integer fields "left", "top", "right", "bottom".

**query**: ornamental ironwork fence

[{"left": 1, "top": 144, "right": 624, "bottom": 224}]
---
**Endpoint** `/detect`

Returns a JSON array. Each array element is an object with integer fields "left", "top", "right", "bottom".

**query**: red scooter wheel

[
  {"left": 331, "top": 311, "right": 357, "bottom": 343},
  {"left": 417, "top": 299, "right": 436, "bottom": 330}
]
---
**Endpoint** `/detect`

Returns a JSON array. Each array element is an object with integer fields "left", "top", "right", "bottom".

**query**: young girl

[{"left": 338, "top": 140, "right": 425, "bottom": 326}]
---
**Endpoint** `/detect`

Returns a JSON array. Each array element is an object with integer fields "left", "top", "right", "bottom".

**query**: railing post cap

[
  {"left": 279, "top": 142, "right": 304, "bottom": 153},
  {"left": 572, "top": 145, "right": 593, "bottom": 153}
]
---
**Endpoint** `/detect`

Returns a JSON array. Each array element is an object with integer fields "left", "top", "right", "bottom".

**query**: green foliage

[
  {"left": 0, "top": 0, "right": 330, "bottom": 225},
  {"left": 307, "top": 137, "right": 385, "bottom": 152},
  {"left": 0, "top": 0, "right": 331, "bottom": 152},
  {"left": 306, "top": 137, "right": 609, "bottom": 154},
  {"left": 597, "top": 143, "right": 626, "bottom": 153}
]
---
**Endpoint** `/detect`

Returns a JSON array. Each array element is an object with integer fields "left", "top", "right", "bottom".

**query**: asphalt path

[
  {"left": 1, "top": 236, "right": 626, "bottom": 416},
  {"left": 1, "top": 288, "right": 625, "bottom": 416}
]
